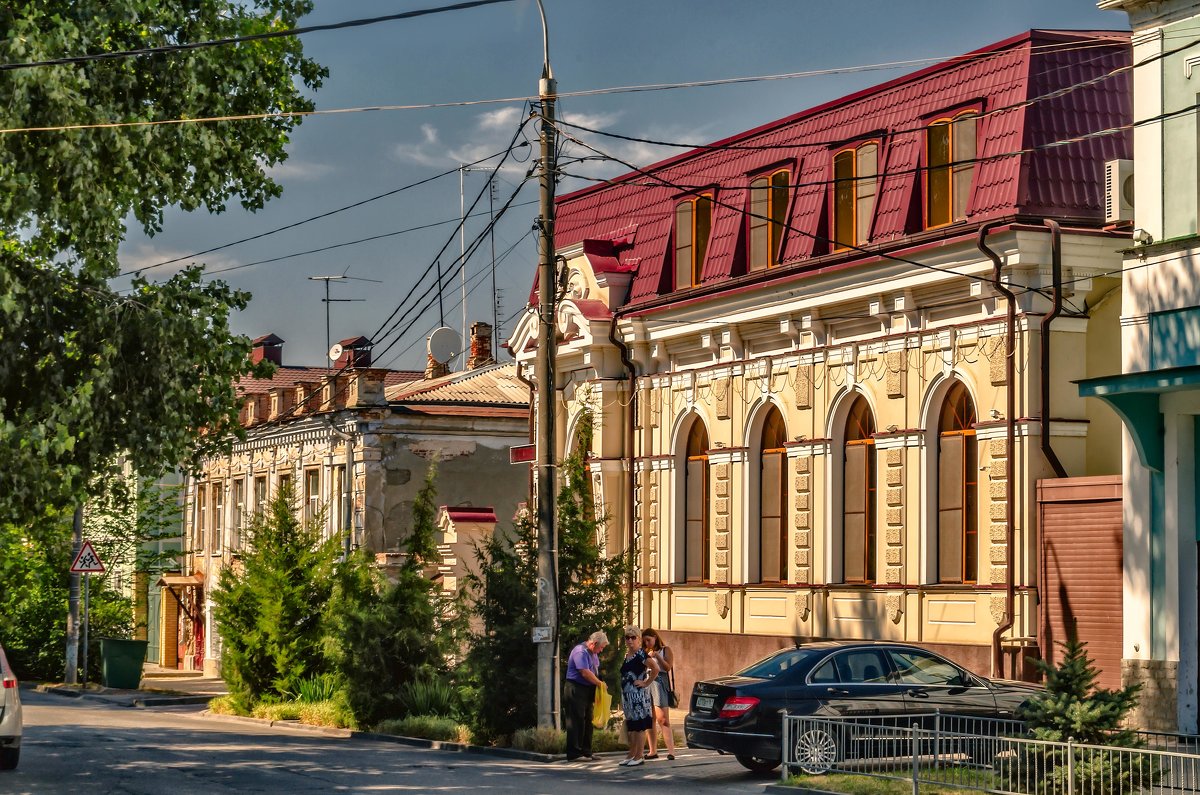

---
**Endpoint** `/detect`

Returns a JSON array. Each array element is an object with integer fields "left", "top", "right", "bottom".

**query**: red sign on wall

[{"left": 509, "top": 443, "right": 536, "bottom": 465}]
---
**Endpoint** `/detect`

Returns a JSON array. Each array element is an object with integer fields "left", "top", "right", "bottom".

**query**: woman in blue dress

[{"left": 618, "top": 624, "right": 660, "bottom": 767}]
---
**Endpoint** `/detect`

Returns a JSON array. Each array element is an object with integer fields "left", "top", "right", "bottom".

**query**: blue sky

[{"left": 113, "top": 0, "right": 1126, "bottom": 372}]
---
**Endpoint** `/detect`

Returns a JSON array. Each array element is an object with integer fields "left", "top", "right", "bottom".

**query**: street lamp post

[{"left": 533, "top": 0, "right": 559, "bottom": 731}]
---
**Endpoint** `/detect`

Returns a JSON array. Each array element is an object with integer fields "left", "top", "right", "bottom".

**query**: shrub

[
  {"left": 207, "top": 695, "right": 245, "bottom": 716},
  {"left": 298, "top": 698, "right": 356, "bottom": 729},
  {"left": 292, "top": 673, "right": 339, "bottom": 704},
  {"left": 212, "top": 489, "right": 340, "bottom": 706},
  {"left": 375, "top": 715, "right": 468, "bottom": 743},
  {"left": 398, "top": 676, "right": 458, "bottom": 718},
  {"left": 251, "top": 702, "right": 302, "bottom": 721},
  {"left": 512, "top": 726, "right": 565, "bottom": 755},
  {"left": 324, "top": 464, "right": 460, "bottom": 728}
]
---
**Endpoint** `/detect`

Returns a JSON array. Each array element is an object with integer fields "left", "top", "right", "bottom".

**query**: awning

[
  {"left": 155, "top": 573, "right": 203, "bottom": 589},
  {"left": 1076, "top": 364, "right": 1200, "bottom": 472}
]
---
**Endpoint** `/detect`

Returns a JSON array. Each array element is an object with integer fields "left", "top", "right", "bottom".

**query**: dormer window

[
  {"left": 749, "top": 168, "right": 790, "bottom": 271},
  {"left": 833, "top": 142, "right": 879, "bottom": 250},
  {"left": 674, "top": 194, "right": 712, "bottom": 289},
  {"left": 926, "top": 111, "right": 978, "bottom": 228}
]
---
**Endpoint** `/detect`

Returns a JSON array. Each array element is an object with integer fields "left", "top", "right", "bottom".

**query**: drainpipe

[
  {"left": 609, "top": 314, "right": 638, "bottom": 622},
  {"left": 977, "top": 222, "right": 1017, "bottom": 679},
  {"left": 1039, "top": 220, "right": 1068, "bottom": 479}
]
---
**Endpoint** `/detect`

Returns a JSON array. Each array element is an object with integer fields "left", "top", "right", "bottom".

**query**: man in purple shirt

[{"left": 564, "top": 630, "right": 609, "bottom": 762}]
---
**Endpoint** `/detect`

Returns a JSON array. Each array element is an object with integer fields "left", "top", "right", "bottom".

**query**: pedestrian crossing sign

[{"left": 70, "top": 540, "right": 106, "bottom": 574}]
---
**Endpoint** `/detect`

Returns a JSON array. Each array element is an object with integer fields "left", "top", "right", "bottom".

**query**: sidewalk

[{"left": 35, "top": 661, "right": 228, "bottom": 707}]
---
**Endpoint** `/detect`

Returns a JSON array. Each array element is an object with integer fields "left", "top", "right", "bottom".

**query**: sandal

[
  {"left": 645, "top": 754, "right": 659, "bottom": 760},
  {"left": 667, "top": 754, "right": 675, "bottom": 761}
]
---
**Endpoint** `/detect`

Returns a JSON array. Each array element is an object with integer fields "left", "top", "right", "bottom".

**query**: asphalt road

[{"left": 5, "top": 688, "right": 782, "bottom": 794}]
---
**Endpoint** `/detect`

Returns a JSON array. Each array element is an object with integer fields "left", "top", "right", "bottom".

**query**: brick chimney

[
  {"left": 334, "top": 336, "right": 373, "bottom": 369},
  {"left": 425, "top": 353, "right": 450, "bottom": 380},
  {"left": 467, "top": 321, "right": 495, "bottom": 370},
  {"left": 251, "top": 333, "right": 284, "bottom": 365}
]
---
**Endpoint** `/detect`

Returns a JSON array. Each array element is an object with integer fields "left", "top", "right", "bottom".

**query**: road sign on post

[{"left": 70, "top": 540, "right": 106, "bottom": 574}]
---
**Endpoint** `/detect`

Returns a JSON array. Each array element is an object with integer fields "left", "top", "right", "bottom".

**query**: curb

[
  {"left": 199, "top": 711, "right": 352, "bottom": 737},
  {"left": 348, "top": 731, "right": 559, "bottom": 763},
  {"left": 133, "top": 695, "right": 217, "bottom": 707},
  {"left": 763, "top": 788, "right": 836, "bottom": 795}
]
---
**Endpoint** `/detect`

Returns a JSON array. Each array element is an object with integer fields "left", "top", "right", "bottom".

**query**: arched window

[
  {"left": 684, "top": 420, "right": 710, "bottom": 583},
  {"left": 759, "top": 408, "right": 788, "bottom": 583},
  {"left": 843, "top": 396, "right": 877, "bottom": 583},
  {"left": 937, "top": 382, "right": 978, "bottom": 584}
]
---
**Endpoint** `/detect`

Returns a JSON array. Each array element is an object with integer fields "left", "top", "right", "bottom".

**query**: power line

[
  {"left": 120, "top": 146, "right": 521, "bottom": 277},
  {"left": 0, "top": 0, "right": 517, "bottom": 73}
]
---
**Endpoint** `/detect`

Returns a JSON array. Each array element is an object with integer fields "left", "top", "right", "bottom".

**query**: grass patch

[
  {"left": 786, "top": 767, "right": 999, "bottom": 794},
  {"left": 374, "top": 715, "right": 469, "bottom": 743}
]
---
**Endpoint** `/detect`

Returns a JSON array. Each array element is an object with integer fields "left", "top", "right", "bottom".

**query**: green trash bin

[{"left": 99, "top": 638, "right": 148, "bottom": 689}]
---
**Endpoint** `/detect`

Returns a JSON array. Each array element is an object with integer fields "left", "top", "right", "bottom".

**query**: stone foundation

[{"left": 1122, "top": 658, "right": 1179, "bottom": 732}]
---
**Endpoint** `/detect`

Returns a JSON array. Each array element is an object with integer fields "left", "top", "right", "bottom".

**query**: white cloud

[
  {"left": 118, "top": 243, "right": 241, "bottom": 278},
  {"left": 391, "top": 124, "right": 444, "bottom": 167},
  {"left": 266, "top": 159, "right": 334, "bottom": 181},
  {"left": 478, "top": 106, "right": 521, "bottom": 131}
]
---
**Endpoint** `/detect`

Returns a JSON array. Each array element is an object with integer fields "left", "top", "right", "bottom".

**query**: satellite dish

[
  {"left": 428, "top": 326, "right": 461, "bottom": 364},
  {"left": 328, "top": 343, "right": 344, "bottom": 362}
]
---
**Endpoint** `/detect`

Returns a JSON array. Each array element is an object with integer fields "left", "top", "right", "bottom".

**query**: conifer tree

[
  {"left": 324, "top": 463, "right": 455, "bottom": 728},
  {"left": 212, "top": 487, "right": 339, "bottom": 711}
]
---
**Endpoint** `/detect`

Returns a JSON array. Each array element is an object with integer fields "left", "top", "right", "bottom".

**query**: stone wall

[{"left": 1123, "top": 658, "right": 1179, "bottom": 732}]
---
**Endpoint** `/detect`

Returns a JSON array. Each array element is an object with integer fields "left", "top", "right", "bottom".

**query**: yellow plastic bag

[{"left": 592, "top": 682, "right": 611, "bottom": 729}]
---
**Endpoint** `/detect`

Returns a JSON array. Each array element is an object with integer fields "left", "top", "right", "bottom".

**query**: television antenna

[{"left": 307, "top": 274, "right": 379, "bottom": 376}]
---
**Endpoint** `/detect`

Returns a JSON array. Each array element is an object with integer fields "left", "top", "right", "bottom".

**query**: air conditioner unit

[{"left": 1105, "top": 159, "right": 1134, "bottom": 225}]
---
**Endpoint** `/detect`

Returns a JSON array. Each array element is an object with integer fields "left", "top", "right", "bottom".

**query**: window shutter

[
  {"left": 938, "top": 433, "right": 965, "bottom": 583},
  {"left": 844, "top": 444, "right": 868, "bottom": 582},
  {"left": 761, "top": 450, "right": 784, "bottom": 582},
  {"left": 686, "top": 459, "right": 707, "bottom": 581}
]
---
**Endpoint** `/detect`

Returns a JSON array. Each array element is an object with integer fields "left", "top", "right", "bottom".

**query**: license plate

[{"left": 696, "top": 695, "right": 715, "bottom": 711}]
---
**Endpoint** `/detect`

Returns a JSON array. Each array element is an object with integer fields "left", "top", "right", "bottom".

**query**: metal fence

[{"left": 781, "top": 712, "right": 1200, "bottom": 794}]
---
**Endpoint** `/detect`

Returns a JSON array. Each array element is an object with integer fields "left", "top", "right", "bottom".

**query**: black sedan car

[{"left": 684, "top": 641, "right": 1040, "bottom": 773}]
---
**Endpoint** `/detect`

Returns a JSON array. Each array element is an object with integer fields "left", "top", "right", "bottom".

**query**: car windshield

[{"left": 735, "top": 648, "right": 823, "bottom": 680}]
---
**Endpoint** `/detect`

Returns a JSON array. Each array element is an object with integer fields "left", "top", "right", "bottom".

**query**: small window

[
  {"left": 810, "top": 659, "right": 838, "bottom": 684},
  {"left": 926, "top": 112, "right": 978, "bottom": 228},
  {"left": 304, "top": 469, "right": 320, "bottom": 525},
  {"left": 231, "top": 479, "right": 245, "bottom": 550},
  {"left": 195, "top": 486, "right": 207, "bottom": 552},
  {"left": 675, "top": 194, "right": 713, "bottom": 289},
  {"left": 749, "top": 169, "right": 790, "bottom": 271},
  {"left": 254, "top": 475, "right": 268, "bottom": 516},
  {"left": 833, "top": 143, "right": 878, "bottom": 249},
  {"left": 212, "top": 482, "right": 224, "bottom": 554}
]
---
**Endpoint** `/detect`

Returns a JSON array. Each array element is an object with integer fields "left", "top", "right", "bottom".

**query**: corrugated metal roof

[
  {"left": 540, "top": 30, "right": 1130, "bottom": 310},
  {"left": 386, "top": 362, "right": 529, "bottom": 407}
]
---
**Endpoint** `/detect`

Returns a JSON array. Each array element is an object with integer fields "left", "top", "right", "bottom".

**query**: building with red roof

[
  {"left": 511, "top": 29, "right": 1132, "bottom": 702},
  {"left": 170, "top": 326, "right": 529, "bottom": 675}
]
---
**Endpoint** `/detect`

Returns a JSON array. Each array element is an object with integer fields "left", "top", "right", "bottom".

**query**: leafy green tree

[
  {"left": 0, "top": 0, "right": 326, "bottom": 524},
  {"left": 84, "top": 468, "right": 184, "bottom": 581},
  {"left": 324, "top": 464, "right": 460, "bottom": 728},
  {"left": 462, "top": 410, "right": 628, "bottom": 742},
  {"left": 211, "top": 488, "right": 340, "bottom": 712},
  {"left": 0, "top": 514, "right": 131, "bottom": 682}
]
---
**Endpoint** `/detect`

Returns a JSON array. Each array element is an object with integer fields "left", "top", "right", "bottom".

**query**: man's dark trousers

[{"left": 563, "top": 680, "right": 596, "bottom": 759}]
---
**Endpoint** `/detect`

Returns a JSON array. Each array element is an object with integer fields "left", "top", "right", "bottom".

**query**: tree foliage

[
  {"left": 462, "top": 410, "right": 628, "bottom": 742},
  {"left": 0, "top": 515, "right": 132, "bottom": 681},
  {"left": 211, "top": 488, "right": 339, "bottom": 712},
  {"left": 0, "top": 0, "right": 326, "bottom": 523},
  {"left": 324, "top": 464, "right": 460, "bottom": 728},
  {"left": 0, "top": 0, "right": 326, "bottom": 270}
]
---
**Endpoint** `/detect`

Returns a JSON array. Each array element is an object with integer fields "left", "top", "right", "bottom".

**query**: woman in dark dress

[{"left": 618, "top": 624, "right": 659, "bottom": 767}]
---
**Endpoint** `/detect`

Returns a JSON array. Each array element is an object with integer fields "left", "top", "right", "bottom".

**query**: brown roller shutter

[
  {"left": 686, "top": 459, "right": 707, "bottom": 582},
  {"left": 845, "top": 444, "right": 868, "bottom": 582},
  {"left": 1038, "top": 476, "right": 1123, "bottom": 689}
]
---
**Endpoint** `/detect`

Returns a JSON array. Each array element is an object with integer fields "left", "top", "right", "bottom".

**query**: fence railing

[{"left": 781, "top": 712, "right": 1200, "bottom": 794}]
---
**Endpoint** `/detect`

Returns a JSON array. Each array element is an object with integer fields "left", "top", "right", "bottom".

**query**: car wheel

[
  {"left": 735, "top": 754, "right": 780, "bottom": 773},
  {"left": 0, "top": 747, "right": 19, "bottom": 771},
  {"left": 794, "top": 727, "right": 840, "bottom": 774}
]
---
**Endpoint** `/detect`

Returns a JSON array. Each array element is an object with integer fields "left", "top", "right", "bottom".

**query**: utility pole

[
  {"left": 533, "top": 0, "right": 559, "bottom": 731},
  {"left": 64, "top": 505, "right": 83, "bottom": 684}
]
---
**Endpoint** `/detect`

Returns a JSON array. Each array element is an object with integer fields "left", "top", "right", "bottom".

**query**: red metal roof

[{"left": 541, "top": 30, "right": 1131, "bottom": 310}]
